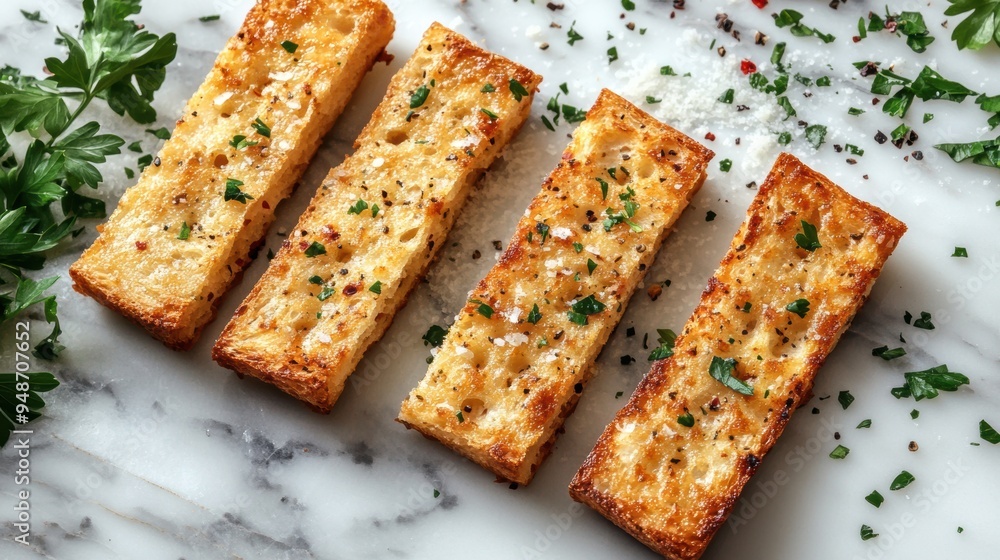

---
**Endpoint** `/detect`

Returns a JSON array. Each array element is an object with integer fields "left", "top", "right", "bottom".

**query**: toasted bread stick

[
  {"left": 397, "top": 90, "right": 714, "bottom": 485},
  {"left": 569, "top": 153, "right": 907, "bottom": 560},
  {"left": 212, "top": 23, "right": 543, "bottom": 412},
  {"left": 70, "top": 0, "right": 395, "bottom": 349}
]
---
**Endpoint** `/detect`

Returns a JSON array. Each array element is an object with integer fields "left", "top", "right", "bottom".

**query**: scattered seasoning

[
  {"left": 981, "top": 419, "right": 1000, "bottom": 444},
  {"left": 223, "top": 178, "right": 253, "bottom": 203},
  {"left": 857, "top": 419, "right": 872, "bottom": 429},
  {"left": 890, "top": 470, "right": 915, "bottom": 491},
  {"left": 958, "top": 527, "right": 964, "bottom": 534},
  {"left": 860, "top": 524, "right": 879, "bottom": 541},
  {"left": 433, "top": 489, "right": 440, "bottom": 498},
  {"left": 785, "top": 298, "right": 810, "bottom": 318},
  {"left": 708, "top": 356, "right": 753, "bottom": 395},
  {"left": 952, "top": 246, "right": 969, "bottom": 258},
  {"left": 865, "top": 490, "right": 884, "bottom": 508},
  {"left": 829, "top": 445, "right": 850, "bottom": 459},
  {"left": 872, "top": 346, "right": 906, "bottom": 360},
  {"left": 304, "top": 241, "right": 326, "bottom": 257},
  {"left": 280, "top": 40, "right": 298, "bottom": 54}
]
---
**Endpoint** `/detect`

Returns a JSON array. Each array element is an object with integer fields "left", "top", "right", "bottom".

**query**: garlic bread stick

[
  {"left": 397, "top": 89, "right": 714, "bottom": 485},
  {"left": 212, "top": 23, "right": 542, "bottom": 412},
  {"left": 569, "top": 153, "right": 907, "bottom": 560},
  {"left": 71, "top": 0, "right": 394, "bottom": 349}
]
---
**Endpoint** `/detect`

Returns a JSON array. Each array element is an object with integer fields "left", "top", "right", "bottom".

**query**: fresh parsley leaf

[
  {"left": 252, "top": 117, "right": 271, "bottom": 138},
  {"left": 890, "top": 470, "right": 915, "bottom": 491},
  {"left": 422, "top": 325, "right": 448, "bottom": 347},
  {"left": 410, "top": 85, "right": 430, "bottom": 109},
  {"left": 786, "top": 298, "right": 810, "bottom": 318},
  {"left": 857, "top": 419, "right": 872, "bottom": 429},
  {"left": 945, "top": 0, "right": 1000, "bottom": 50},
  {"left": 891, "top": 364, "right": 969, "bottom": 401},
  {"left": 709, "top": 356, "right": 753, "bottom": 396},
  {"left": 21, "top": 10, "right": 48, "bottom": 23},
  {"left": 308, "top": 275, "right": 323, "bottom": 285},
  {"left": 865, "top": 490, "right": 884, "bottom": 508},
  {"left": 509, "top": 79, "right": 529, "bottom": 102},
  {"left": 568, "top": 295, "right": 606, "bottom": 325},
  {"left": 223, "top": 178, "right": 253, "bottom": 203},
  {"left": 304, "top": 241, "right": 326, "bottom": 257},
  {"left": 648, "top": 329, "right": 676, "bottom": 361},
  {"left": 872, "top": 346, "right": 906, "bottom": 360},
  {"left": 773, "top": 9, "right": 836, "bottom": 43},
  {"left": 980, "top": 419, "right": 1000, "bottom": 444},
  {"left": 935, "top": 136, "right": 1000, "bottom": 169},
  {"left": 829, "top": 444, "right": 850, "bottom": 459},
  {"left": 536, "top": 222, "right": 550, "bottom": 244},
  {"left": 860, "top": 524, "right": 879, "bottom": 541},
  {"left": 838, "top": 390, "right": 855, "bottom": 410},
  {"left": 794, "top": 219, "right": 822, "bottom": 251},
  {"left": 622, "top": 0, "right": 636, "bottom": 10}
]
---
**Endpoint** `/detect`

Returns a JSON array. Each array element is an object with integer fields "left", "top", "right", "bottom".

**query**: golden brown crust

[
  {"left": 397, "top": 90, "right": 714, "bottom": 485},
  {"left": 569, "top": 152, "right": 907, "bottom": 560},
  {"left": 212, "top": 23, "right": 543, "bottom": 412},
  {"left": 69, "top": 0, "right": 396, "bottom": 350}
]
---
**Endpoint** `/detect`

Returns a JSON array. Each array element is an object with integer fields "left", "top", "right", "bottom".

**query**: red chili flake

[
  {"left": 752, "top": 0, "right": 768, "bottom": 8},
  {"left": 705, "top": 132, "right": 716, "bottom": 141},
  {"left": 343, "top": 284, "right": 359, "bottom": 296},
  {"left": 135, "top": 241, "right": 148, "bottom": 251},
  {"left": 709, "top": 396, "right": 721, "bottom": 410},
  {"left": 740, "top": 59, "right": 757, "bottom": 75}
]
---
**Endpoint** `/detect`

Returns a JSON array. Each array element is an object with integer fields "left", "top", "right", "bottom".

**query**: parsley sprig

[
  {"left": 945, "top": 0, "right": 1000, "bottom": 51},
  {"left": 0, "top": 0, "right": 175, "bottom": 446}
]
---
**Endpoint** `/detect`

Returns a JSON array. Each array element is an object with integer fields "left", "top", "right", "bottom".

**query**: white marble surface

[{"left": 2, "top": 0, "right": 999, "bottom": 558}]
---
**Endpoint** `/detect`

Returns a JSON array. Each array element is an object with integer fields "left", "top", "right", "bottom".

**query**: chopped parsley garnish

[
  {"left": 980, "top": 419, "right": 1000, "bottom": 444},
  {"left": 872, "top": 346, "right": 906, "bottom": 360},
  {"left": 229, "top": 134, "right": 259, "bottom": 150},
  {"left": 607, "top": 47, "right": 619, "bottom": 64},
  {"left": 786, "top": 298, "right": 810, "bottom": 318},
  {"left": 952, "top": 246, "right": 969, "bottom": 257},
  {"left": 481, "top": 83, "right": 496, "bottom": 93},
  {"left": 568, "top": 295, "right": 607, "bottom": 325},
  {"left": 252, "top": 117, "right": 271, "bottom": 138},
  {"left": 347, "top": 199, "right": 377, "bottom": 217},
  {"left": 648, "top": 329, "right": 676, "bottom": 361},
  {"left": 924, "top": 112, "right": 935, "bottom": 123},
  {"left": 304, "top": 241, "right": 326, "bottom": 257},
  {"left": 945, "top": 0, "right": 1000, "bottom": 50},
  {"left": 527, "top": 304, "right": 542, "bottom": 325},
  {"left": 845, "top": 144, "right": 865, "bottom": 156},
  {"left": 481, "top": 107, "right": 499, "bottom": 121},
  {"left": 573, "top": 242, "right": 583, "bottom": 253},
  {"left": 470, "top": 299, "right": 494, "bottom": 319},
  {"left": 456, "top": 410, "right": 465, "bottom": 423},
  {"left": 838, "top": 390, "right": 855, "bottom": 410},
  {"left": 410, "top": 85, "right": 430, "bottom": 109},
  {"left": 317, "top": 286, "right": 335, "bottom": 301},
  {"left": 536, "top": 222, "right": 550, "bottom": 244},
  {"left": 911, "top": 409, "right": 920, "bottom": 419},
  {"left": 603, "top": 187, "right": 642, "bottom": 233},
  {"left": 177, "top": 222, "right": 191, "bottom": 240},
  {"left": 706, "top": 211, "right": 717, "bottom": 222},
  {"left": 308, "top": 275, "right": 323, "bottom": 285},
  {"left": 719, "top": 159, "right": 733, "bottom": 172},
  {"left": 646, "top": 96, "right": 661, "bottom": 104},
  {"left": 848, "top": 107, "right": 865, "bottom": 115},
  {"left": 718, "top": 88, "right": 735, "bottom": 104},
  {"left": 223, "top": 178, "right": 253, "bottom": 203},
  {"left": 890, "top": 364, "right": 969, "bottom": 401},
  {"left": 146, "top": 127, "right": 170, "bottom": 140},
  {"left": 21, "top": 10, "right": 47, "bottom": 23},
  {"left": 567, "top": 21, "right": 584, "bottom": 45},
  {"left": 805, "top": 124, "right": 827, "bottom": 149},
  {"left": 794, "top": 220, "right": 822, "bottom": 251},
  {"left": 773, "top": 9, "right": 836, "bottom": 43},
  {"left": 509, "top": 79, "right": 529, "bottom": 102},
  {"left": 678, "top": 411, "right": 695, "bottom": 427},
  {"left": 912, "top": 311, "right": 934, "bottom": 330},
  {"left": 621, "top": 0, "right": 636, "bottom": 10},
  {"left": 199, "top": 14, "right": 220, "bottom": 22},
  {"left": 709, "top": 356, "right": 753, "bottom": 396},
  {"left": 742, "top": 302, "right": 752, "bottom": 313},
  {"left": 935, "top": 136, "right": 1000, "bottom": 169},
  {"left": 281, "top": 40, "right": 298, "bottom": 54},
  {"left": 860, "top": 524, "right": 879, "bottom": 541},
  {"left": 857, "top": 419, "right": 872, "bottom": 429},
  {"left": 816, "top": 76, "right": 831, "bottom": 87},
  {"left": 369, "top": 281, "right": 382, "bottom": 294},
  {"left": 829, "top": 445, "right": 850, "bottom": 459},
  {"left": 561, "top": 104, "right": 587, "bottom": 123},
  {"left": 777, "top": 96, "right": 796, "bottom": 119},
  {"left": 778, "top": 131, "right": 792, "bottom": 145},
  {"left": 587, "top": 258, "right": 598, "bottom": 275},
  {"left": 596, "top": 178, "right": 610, "bottom": 200},
  {"left": 889, "top": 470, "right": 915, "bottom": 491},
  {"left": 865, "top": 490, "right": 884, "bottom": 508},
  {"left": 660, "top": 66, "right": 677, "bottom": 76},
  {"left": 891, "top": 123, "right": 911, "bottom": 142},
  {"left": 422, "top": 325, "right": 448, "bottom": 347}
]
